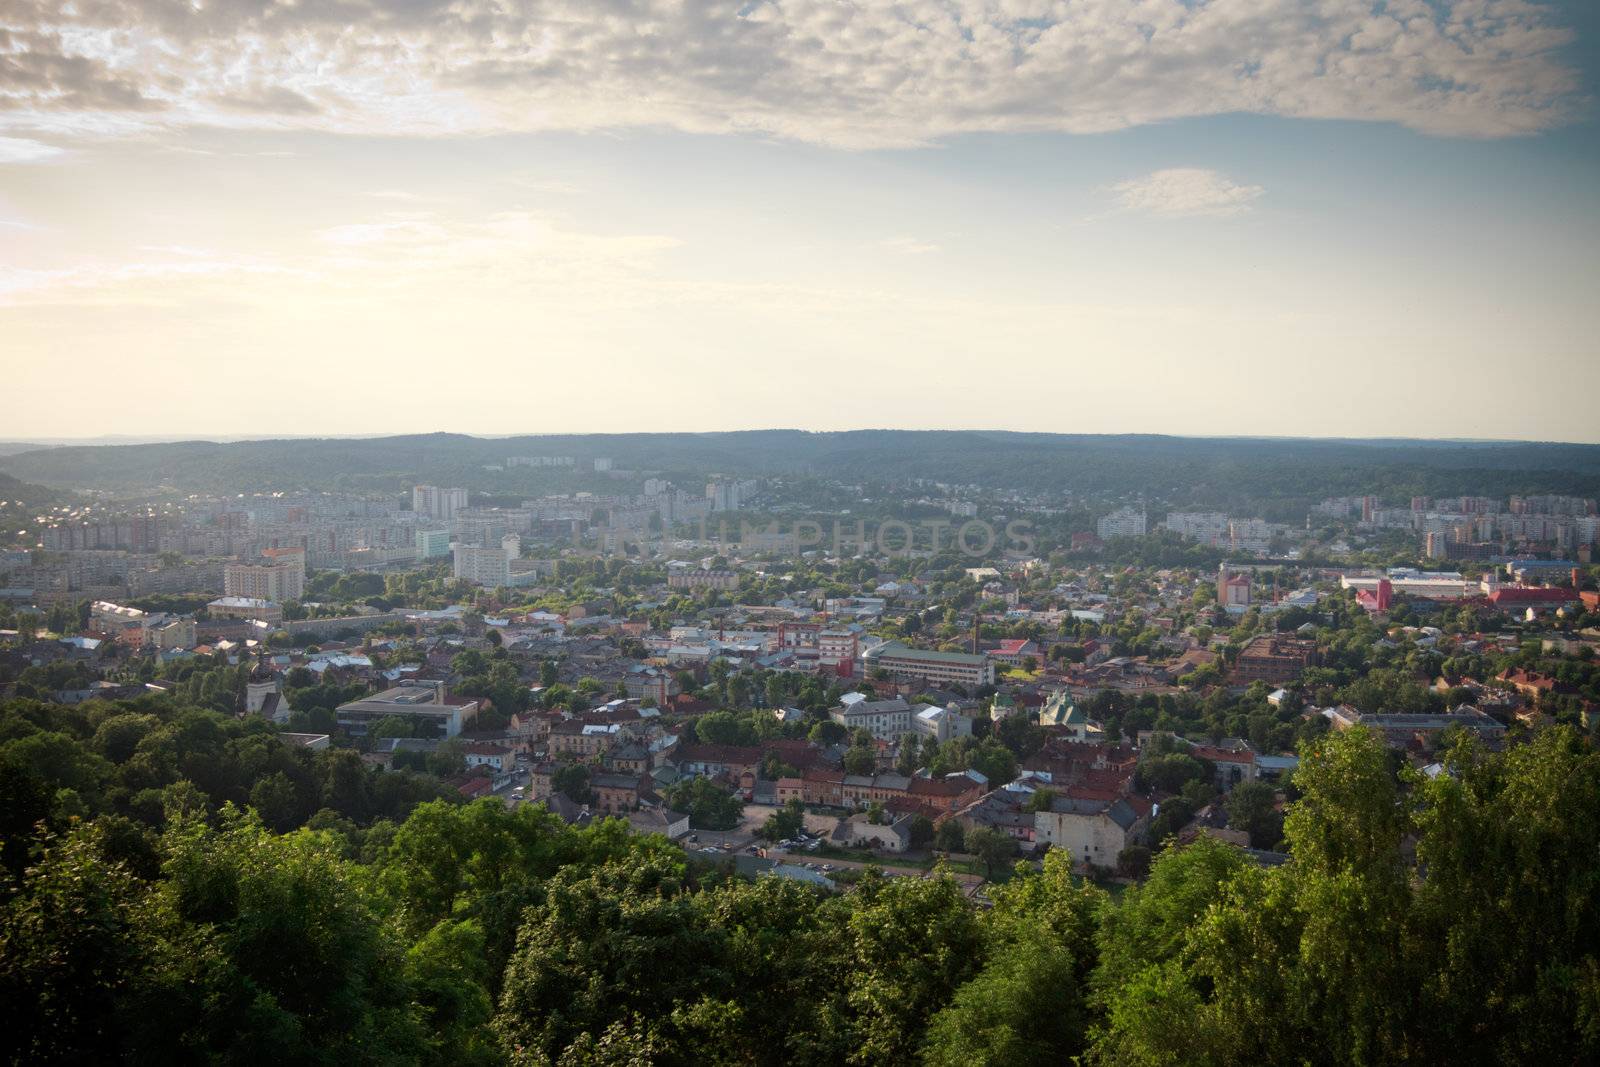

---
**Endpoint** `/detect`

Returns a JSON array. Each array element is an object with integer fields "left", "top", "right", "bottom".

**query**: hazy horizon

[{"left": 5, "top": 427, "right": 1600, "bottom": 450}]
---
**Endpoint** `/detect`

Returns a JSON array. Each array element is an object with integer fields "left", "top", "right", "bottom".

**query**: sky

[{"left": 1, "top": 0, "right": 1598, "bottom": 443}]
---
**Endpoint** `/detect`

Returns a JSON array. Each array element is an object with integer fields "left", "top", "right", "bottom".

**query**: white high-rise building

[
  {"left": 224, "top": 559, "right": 305, "bottom": 602},
  {"left": 453, "top": 544, "right": 510, "bottom": 587},
  {"left": 707, "top": 479, "right": 742, "bottom": 512},
  {"left": 1165, "top": 512, "right": 1228, "bottom": 545},
  {"left": 413, "top": 486, "right": 468, "bottom": 521},
  {"left": 1097, "top": 507, "right": 1147, "bottom": 539}
]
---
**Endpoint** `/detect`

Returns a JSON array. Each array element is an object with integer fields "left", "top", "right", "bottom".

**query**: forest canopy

[{"left": 4, "top": 687, "right": 1598, "bottom": 1066}]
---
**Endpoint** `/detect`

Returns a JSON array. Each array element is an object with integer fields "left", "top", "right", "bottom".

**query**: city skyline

[{"left": 3, "top": 1, "right": 1598, "bottom": 441}]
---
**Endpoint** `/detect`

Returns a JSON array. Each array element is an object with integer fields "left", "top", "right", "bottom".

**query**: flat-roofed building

[
  {"left": 1097, "top": 507, "right": 1147, "bottom": 539},
  {"left": 1324, "top": 704, "right": 1506, "bottom": 750},
  {"left": 667, "top": 569, "right": 738, "bottom": 591},
  {"left": 207, "top": 596, "right": 283, "bottom": 623},
  {"left": 224, "top": 557, "right": 305, "bottom": 602},
  {"left": 863, "top": 641, "right": 995, "bottom": 688},
  {"left": 336, "top": 685, "right": 480, "bottom": 738},
  {"left": 413, "top": 486, "right": 468, "bottom": 521},
  {"left": 415, "top": 529, "right": 451, "bottom": 559},
  {"left": 1340, "top": 569, "right": 1472, "bottom": 601},
  {"left": 453, "top": 544, "right": 511, "bottom": 587}
]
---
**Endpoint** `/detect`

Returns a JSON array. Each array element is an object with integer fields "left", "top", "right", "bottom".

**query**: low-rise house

[
  {"left": 1190, "top": 743, "right": 1258, "bottom": 792},
  {"left": 548, "top": 720, "right": 621, "bottom": 757},
  {"left": 830, "top": 811, "right": 913, "bottom": 852},
  {"left": 986, "top": 638, "right": 1041, "bottom": 668},
  {"left": 673, "top": 743, "right": 762, "bottom": 779},
  {"left": 908, "top": 773, "right": 987, "bottom": 814},
  {"left": 590, "top": 771, "right": 646, "bottom": 814},
  {"left": 464, "top": 742, "right": 514, "bottom": 775},
  {"left": 626, "top": 807, "right": 691, "bottom": 840},
  {"left": 1034, "top": 794, "right": 1150, "bottom": 867},
  {"left": 951, "top": 788, "right": 1036, "bottom": 844},
  {"left": 605, "top": 742, "right": 652, "bottom": 775},
  {"left": 364, "top": 736, "right": 440, "bottom": 768}
]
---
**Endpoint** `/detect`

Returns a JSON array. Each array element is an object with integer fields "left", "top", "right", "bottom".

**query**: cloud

[
  {"left": 1109, "top": 168, "right": 1265, "bottom": 218},
  {"left": 0, "top": 1, "right": 1583, "bottom": 147},
  {"left": 0, "top": 135, "right": 63, "bottom": 163},
  {"left": 210, "top": 86, "right": 321, "bottom": 117}
]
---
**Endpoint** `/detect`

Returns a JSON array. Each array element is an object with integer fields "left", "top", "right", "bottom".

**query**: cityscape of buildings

[{"left": 3, "top": 433, "right": 1598, "bottom": 1062}]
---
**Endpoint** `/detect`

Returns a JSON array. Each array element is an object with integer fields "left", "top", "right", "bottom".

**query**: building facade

[
  {"left": 453, "top": 544, "right": 511, "bottom": 587},
  {"left": 864, "top": 642, "right": 995, "bottom": 688}
]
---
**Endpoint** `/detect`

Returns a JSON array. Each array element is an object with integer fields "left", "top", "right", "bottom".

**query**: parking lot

[{"left": 679, "top": 806, "right": 985, "bottom": 893}]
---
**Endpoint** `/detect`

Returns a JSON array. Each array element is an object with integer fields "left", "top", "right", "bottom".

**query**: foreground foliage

[{"left": 4, "top": 701, "right": 1598, "bottom": 1064}]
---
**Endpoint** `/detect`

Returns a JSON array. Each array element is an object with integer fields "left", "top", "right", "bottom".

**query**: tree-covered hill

[
  {"left": 0, "top": 470, "right": 60, "bottom": 506},
  {"left": 3, "top": 431, "right": 1599, "bottom": 507}
]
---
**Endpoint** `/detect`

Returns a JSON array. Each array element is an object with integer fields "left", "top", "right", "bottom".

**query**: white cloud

[
  {"left": 1109, "top": 168, "right": 1265, "bottom": 218},
  {"left": 0, "top": 136, "right": 63, "bottom": 163},
  {"left": 0, "top": 1, "right": 1582, "bottom": 148}
]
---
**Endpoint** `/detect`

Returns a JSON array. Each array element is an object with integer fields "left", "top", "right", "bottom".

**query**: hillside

[
  {"left": 0, "top": 470, "right": 61, "bottom": 506},
  {"left": 2, "top": 431, "right": 1599, "bottom": 508}
]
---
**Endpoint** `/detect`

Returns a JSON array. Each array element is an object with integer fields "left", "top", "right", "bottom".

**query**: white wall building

[
  {"left": 413, "top": 486, "right": 468, "bottom": 522},
  {"left": 830, "top": 695, "right": 914, "bottom": 740},
  {"left": 453, "top": 544, "right": 511, "bottom": 587},
  {"left": 1097, "top": 507, "right": 1147, "bottom": 539},
  {"left": 223, "top": 559, "right": 305, "bottom": 602},
  {"left": 1165, "top": 512, "right": 1228, "bottom": 545},
  {"left": 912, "top": 703, "right": 974, "bottom": 743}
]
